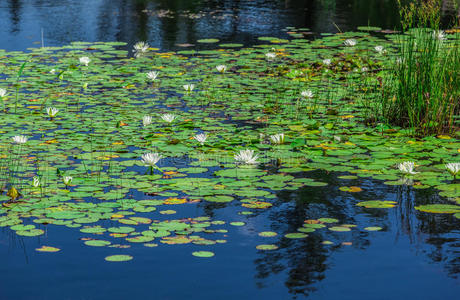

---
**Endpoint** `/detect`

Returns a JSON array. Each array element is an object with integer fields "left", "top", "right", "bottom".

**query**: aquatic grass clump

[{"left": 380, "top": 0, "right": 459, "bottom": 136}]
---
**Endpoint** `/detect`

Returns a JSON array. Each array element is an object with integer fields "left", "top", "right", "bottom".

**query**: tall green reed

[{"left": 380, "top": 0, "right": 459, "bottom": 136}]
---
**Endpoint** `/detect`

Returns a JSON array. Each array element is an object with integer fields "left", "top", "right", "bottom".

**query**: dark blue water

[
  {"left": 0, "top": 0, "right": 405, "bottom": 51},
  {"left": 0, "top": 171, "right": 458, "bottom": 299}
]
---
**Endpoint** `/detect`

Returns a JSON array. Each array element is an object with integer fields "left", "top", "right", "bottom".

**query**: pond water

[
  {"left": 0, "top": 1, "right": 459, "bottom": 300},
  {"left": 1, "top": 0, "right": 404, "bottom": 51}
]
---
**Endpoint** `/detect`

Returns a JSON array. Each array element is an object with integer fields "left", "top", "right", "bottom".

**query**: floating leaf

[
  {"left": 36, "top": 246, "right": 60, "bottom": 252},
  {"left": 104, "top": 255, "right": 133, "bottom": 262},
  {"left": 415, "top": 204, "right": 460, "bottom": 214},
  {"left": 329, "top": 226, "right": 351, "bottom": 232},
  {"left": 258, "top": 231, "right": 278, "bottom": 237},
  {"left": 192, "top": 251, "right": 215, "bottom": 258},
  {"left": 256, "top": 244, "right": 278, "bottom": 250},
  {"left": 357, "top": 201, "right": 397, "bottom": 208}
]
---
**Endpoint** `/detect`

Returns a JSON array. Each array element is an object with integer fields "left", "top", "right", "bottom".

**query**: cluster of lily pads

[{"left": 0, "top": 26, "right": 458, "bottom": 260}]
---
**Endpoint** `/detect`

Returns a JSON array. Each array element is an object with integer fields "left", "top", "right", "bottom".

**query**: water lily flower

[
  {"left": 63, "top": 176, "right": 73, "bottom": 186},
  {"left": 270, "top": 133, "right": 285, "bottom": 145},
  {"left": 79, "top": 56, "right": 91, "bottom": 66},
  {"left": 46, "top": 107, "right": 59, "bottom": 118},
  {"left": 143, "top": 115, "right": 152, "bottom": 127},
  {"left": 141, "top": 152, "right": 162, "bottom": 167},
  {"left": 398, "top": 161, "right": 418, "bottom": 175},
  {"left": 374, "top": 46, "right": 384, "bottom": 54},
  {"left": 234, "top": 149, "right": 259, "bottom": 164},
  {"left": 146, "top": 71, "right": 159, "bottom": 81},
  {"left": 216, "top": 65, "right": 227, "bottom": 73},
  {"left": 445, "top": 162, "right": 460, "bottom": 177},
  {"left": 33, "top": 176, "right": 40, "bottom": 187},
  {"left": 301, "top": 90, "right": 313, "bottom": 98},
  {"left": 194, "top": 133, "right": 207, "bottom": 145},
  {"left": 133, "top": 41, "right": 149, "bottom": 57},
  {"left": 433, "top": 30, "right": 446, "bottom": 41},
  {"left": 344, "top": 39, "right": 357, "bottom": 46},
  {"left": 161, "top": 113, "right": 176, "bottom": 123},
  {"left": 265, "top": 52, "right": 277, "bottom": 61},
  {"left": 50, "top": 69, "right": 56, "bottom": 74},
  {"left": 0, "top": 88, "right": 6, "bottom": 98},
  {"left": 361, "top": 67, "right": 368, "bottom": 72},
  {"left": 322, "top": 59, "right": 331, "bottom": 66},
  {"left": 12, "top": 135, "right": 28, "bottom": 144},
  {"left": 183, "top": 84, "right": 195, "bottom": 92}
]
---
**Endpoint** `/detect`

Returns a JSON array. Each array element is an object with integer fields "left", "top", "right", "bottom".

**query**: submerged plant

[
  {"left": 234, "top": 149, "right": 259, "bottom": 165},
  {"left": 398, "top": 161, "right": 418, "bottom": 175}
]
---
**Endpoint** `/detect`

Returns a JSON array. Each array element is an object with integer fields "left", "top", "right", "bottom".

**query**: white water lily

[
  {"left": 216, "top": 65, "right": 227, "bottom": 73},
  {"left": 0, "top": 88, "right": 6, "bottom": 98},
  {"left": 445, "top": 163, "right": 460, "bottom": 177},
  {"left": 50, "top": 69, "right": 56, "bottom": 74},
  {"left": 374, "top": 46, "right": 384, "bottom": 54},
  {"left": 322, "top": 59, "right": 331, "bottom": 66},
  {"left": 398, "top": 161, "right": 418, "bottom": 175},
  {"left": 12, "top": 135, "right": 28, "bottom": 144},
  {"left": 183, "top": 84, "right": 195, "bottom": 92},
  {"left": 194, "top": 133, "right": 208, "bottom": 145},
  {"left": 146, "top": 71, "right": 159, "bottom": 81},
  {"left": 234, "top": 149, "right": 259, "bottom": 164},
  {"left": 79, "top": 56, "right": 91, "bottom": 66},
  {"left": 46, "top": 107, "right": 59, "bottom": 118},
  {"left": 301, "top": 90, "right": 313, "bottom": 98},
  {"left": 433, "top": 30, "right": 446, "bottom": 41},
  {"left": 63, "top": 176, "right": 73, "bottom": 186},
  {"left": 270, "top": 133, "right": 285, "bottom": 145},
  {"left": 161, "top": 113, "right": 176, "bottom": 123},
  {"left": 344, "top": 39, "right": 357, "bottom": 46},
  {"left": 265, "top": 52, "right": 277, "bottom": 61},
  {"left": 141, "top": 152, "right": 162, "bottom": 167},
  {"left": 143, "top": 115, "right": 152, "bottom": 127},
  {"left": 33, "top": 176, "right": 40, "bottom": 187},
  {"left": 361, "top": 67, "right": 368, "bottom": 72},
  {"left": 133, "top": 41, "right": 149, "bottom": 58}
]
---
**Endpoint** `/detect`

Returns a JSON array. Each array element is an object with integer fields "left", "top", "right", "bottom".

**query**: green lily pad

[
  {"left": 256, "top": 244, "right": 278, "bottom": 250},
  {"left": 192, "top": 251, "right": 215, "bottom": 258},
  {"left": 104, "top": 255, "right": 133, "bottom": 262}
]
